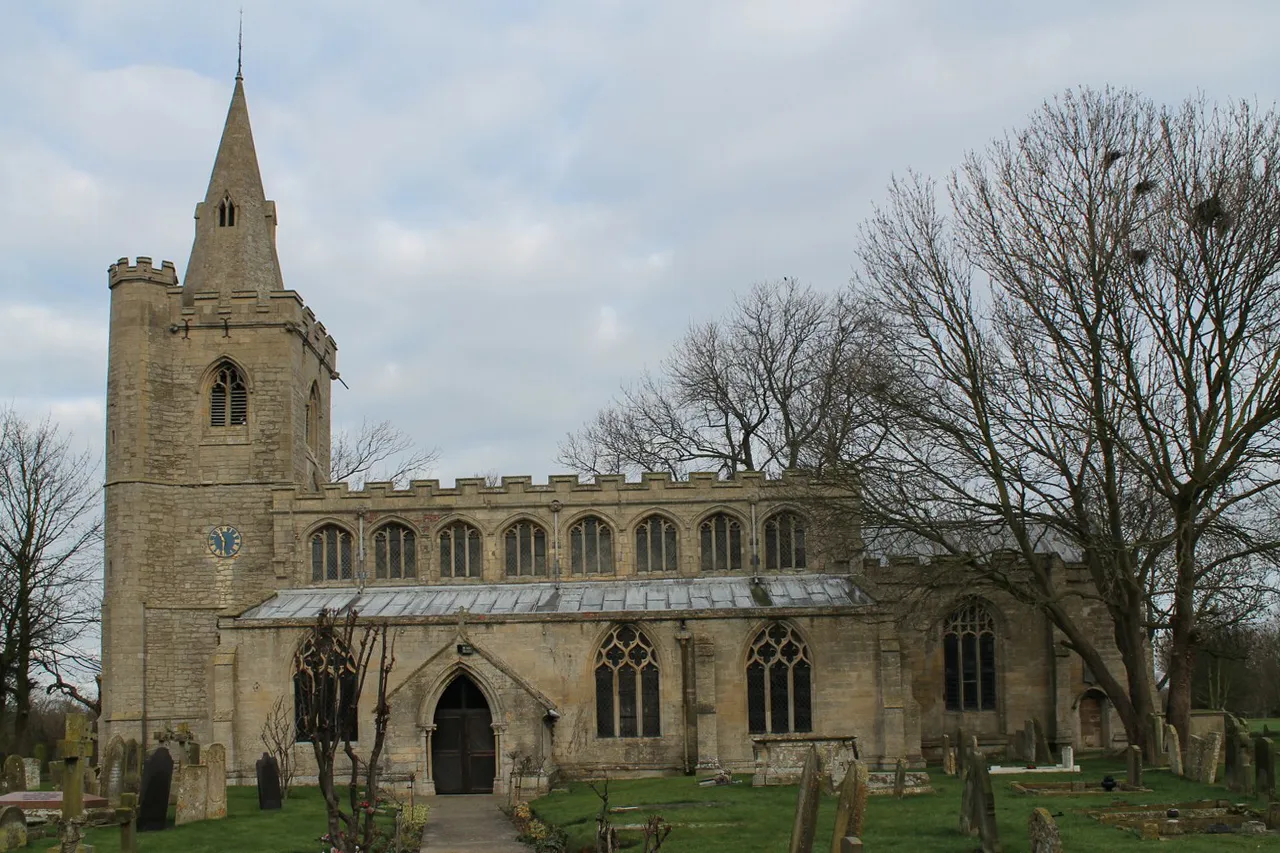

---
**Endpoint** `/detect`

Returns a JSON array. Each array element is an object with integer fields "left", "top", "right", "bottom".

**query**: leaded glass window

[
  {"left": 293, "top": 633, "right": 358, "bottom": 742},
  {"left": 596, "top": 624, "right": 660, "bottom": 737},
  {"left": 570, "top": 516, "right": 614, "bottom": 575},
  {"left": 699, "top": 512, "right": 743, "bottom": 571},
  {"left": 764, "top": 511, "right": 806, "bottom": 570},
  {"left": 310, "top": 525, "right": 353, "bottom": 582},
  {"left": 746, "top": 623, "right": 812, "bottom": 734},
  {"left": 504, "top": 521, "right": 547, "bottom": 577},
  {"left": 209, "top": 361, "right": 247, "bottom": 426},
  {"left": 635, "top": 515, "right": 678, "bottom": 573},
  {"left": 943, "top": 601, "right": 998, "bottom": 712},
  {"left": 373, "top": 523, "right": 416, "bottom": 579},
  {"left": 439, "top": 521, "right": 483, "bottom": 578}
]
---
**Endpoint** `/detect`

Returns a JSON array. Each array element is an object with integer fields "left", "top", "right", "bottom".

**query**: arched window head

[
  {"left": 764, "top": 511, "right": 806, "bottom": 571},
  {"left": 570, "top": 515, "right": 614, "bottom": 575},
  {"left": 209, "top": 361, "right": 248, "bottom": 427},
  {"left": 504, "top": 521, "right": 547, "bottom": 577},
  {"left": 635, "top": 514, "right": 678, "bottom": 573},
  {"left": 374, "top": 523, "right": 416, "bottom": 580},
  {"left": 217, "top": 194, "right": 236, "bottom": 227},
  {"left": 596, "top": 624, "right": 660, "bottom": 738},
  {"left": 747, "top": 623, "right": 812, "bottom": 734},
  {"left": 943, "top": 600, "right": 998, "bottom": 712},
  {"left": 293, "top": 632, "right": 357, "bottom": 743},
  {"left": 310, "top": 524, "right": 353, "bottom": 582},
  {"left": 440, "top": 521, "right": 483, "bottom": 579},
  {"left": 699, "top": 512, "right": 743, "bottom": 572},
  {"left": 305, "top": 383, "right": 322, "bottom": 455}
]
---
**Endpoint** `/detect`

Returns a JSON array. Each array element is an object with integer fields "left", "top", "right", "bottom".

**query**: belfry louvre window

[
  {"left": 747, "top": 623, "right": 812, "bottom": 734},
  {"left": 374, "top": 523, "right": 416, "bottom": 579},
  {"left": 504, "top": 521, "right": 547, "bottom": 577},
  {"left": 218, "top": 195, "right": 236, "bottom": 227},
  {"left": 596, "top": 624, "right": 660, "bottom": 738},
  {"left": 209, "top": 362, "right": 248, "bottom": 426},
  {"left": 699, "top": 512, "right": 743, "bottom": 571},
  {"left": 293, "top": 634, "right": 358, "bottom": 743},
  {"left": 570, "top": 516, "right": 614, "bottom": 575},
  {"left": 635, "top": 514, "right": 678, "bottom": 573},
  {"left": 764, "top": 511, "right": 806, "bottom": 570},
  {"left": 943, "top": 601, "right": 998, "bottom": 712},
  {"left": 439, "top": 521, "right": 483, "bottom": 578},
  {"left": 311, "top": 525, "right": 354, "bottom": 582}
]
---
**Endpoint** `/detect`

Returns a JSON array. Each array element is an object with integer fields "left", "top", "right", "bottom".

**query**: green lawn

[
  {"left": 80, "top": 786, "right": 405, "bottom": 853},
  {"left": 529, "top": 758, "right": 1280, "bottom": 853},
  {"left": 1249, "top": 719, "right": 1280, "bottom": 735}
]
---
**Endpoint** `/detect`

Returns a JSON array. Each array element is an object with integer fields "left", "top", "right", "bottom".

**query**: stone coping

[{"left": 0, "top": 791, "right": 109, "bottom": 810}]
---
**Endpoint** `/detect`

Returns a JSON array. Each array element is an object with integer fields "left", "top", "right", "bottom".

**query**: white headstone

[
  {"left": 1060, "top": 746, "right": 1074, "bottom": 770},
  {"left": 22, "top": 759, "right": 40, "bottom": 790}
]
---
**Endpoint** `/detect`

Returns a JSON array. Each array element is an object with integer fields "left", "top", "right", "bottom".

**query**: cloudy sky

[{"left": 3, "top": 1, "right": 1279, "bottom": 484}]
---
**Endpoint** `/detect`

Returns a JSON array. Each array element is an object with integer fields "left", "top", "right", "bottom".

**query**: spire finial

[{"left": 236, "top": 8, "right": 244, "bottom": 80}]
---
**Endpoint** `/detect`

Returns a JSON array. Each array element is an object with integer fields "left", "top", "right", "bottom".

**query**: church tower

[{"left": 101, "top": 72, "right": 338, "bottom": 747}]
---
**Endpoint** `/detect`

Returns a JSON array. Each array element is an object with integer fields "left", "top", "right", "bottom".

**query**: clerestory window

[
  {"left": 763, "top": 511, "right": 807, "bottom": 571},
  {"left": 570, "top": 516, "right": 614, "bottom": 575},
  {"left": 635, "top": 514, "right": 678, "bottom": 573},
  {"left": 504, "top": 521, "right": 547, "bottom": 577},
  {"left": 310, "top": 525, "right": 354, "bottom": 582},
  {"left": 439, "top": 521, "right": 483, "bottom": 578},
  {"left": 699, "top": 512, "right": 743, "bottom": 572},
  {"left": 373, "top": 523, "right": 416, "bottom": 580}
]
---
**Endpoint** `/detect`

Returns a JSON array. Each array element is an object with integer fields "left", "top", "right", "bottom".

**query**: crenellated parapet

[{"left": 108, "top": 256, "right": 179, "bottom": 288}]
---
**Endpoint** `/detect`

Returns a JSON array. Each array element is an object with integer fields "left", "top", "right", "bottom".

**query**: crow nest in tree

[{"left": 1192, "top": 195, "right": 1234, "bottom": 233}]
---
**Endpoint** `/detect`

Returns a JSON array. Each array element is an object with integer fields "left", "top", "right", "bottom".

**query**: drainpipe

[
  {"left": 749, "top": 498, "right": 760, "bottom": 571},
  {"left": 677, "top": 619, "right": 693, "bottom": 774},
  {"left": 550, "top": 500, "right": 562, "bottom": 583},
  {"left": 356, "top": 510, "right": 367, "bottom": 592}
]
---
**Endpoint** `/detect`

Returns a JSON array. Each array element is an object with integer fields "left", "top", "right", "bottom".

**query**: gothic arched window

[
  {"left": 439, "top": 521, "right": 482, "bottom": 579},
  {"left": 763, "top": 511, "right": 806, "bottom": 570},
  {"left": 635, "top": 514, "right": 678, "bottom": 573},
  {"left": 305, "top": 383, "right": 321, "bottom": 455},
  {"left": 943, "top": 601, "right": 998, "bottom": 712},
  {"left": 699, "top": 512, "right": 743, "bottom": 572},
  {"left": 209, "top": 361, "right": 248, "bottom": 427},
  {"left": 373, "top": 523, "right": 416, "bottom": 580},
  {"left": 218, "top": 195, "right": 236, "bottom": 227},
  {"left": 595, "top": 624, "right": 660, "bottom": 738},
  {"left": 570, "top": 516, "right": 614, "bottom": 575},
  {"left": 746, "top": 623, "right": 812, "bottom": 734},
  {"left": 310, "top": 524, "right": 353, "bottom": 582},
  {"left": 504, "top": 521, "right": 547, "bottom": 577},
  {"left": 293, "top": 633, "right": 358, "bottom": 743}
]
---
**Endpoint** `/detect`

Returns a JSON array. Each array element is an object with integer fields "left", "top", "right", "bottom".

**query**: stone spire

[{"left": 183, "top": 75, "right": 283, "bottom": 302}]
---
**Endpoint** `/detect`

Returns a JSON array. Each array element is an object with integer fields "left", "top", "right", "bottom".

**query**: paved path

[{"left": 420, "top": 794, "right": 526, "bottom": 852}]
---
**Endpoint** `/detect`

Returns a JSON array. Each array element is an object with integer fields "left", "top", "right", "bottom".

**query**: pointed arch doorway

[{"left": 431, "top": 674, "right": 496, "bottom": 794}]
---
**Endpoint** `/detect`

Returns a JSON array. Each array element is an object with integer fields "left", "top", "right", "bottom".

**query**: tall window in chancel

[
  {"left": 635, "top": 514, "right": 678, "bottom": 573},
  {"left": 699, "top": 512, "right": 743, "bottom": 571},
  {"left": 439, "top": 521, "right": 483, "bottom": 578},
  {"left": 293, "top": 633, "right": 358, "bottom": 743},
  {"left": 746, "top": 623, "right": 812, "bottom": 734},
  {"left": 570, "top": 515, "right": 614, "bottom": 575},
  {"left": 943, "top": 600, "right": 998, "bottom": 712},
  {"left": 373, "top": 523, "right": 416, "bottom": 580},
  {"left": 504, "top": 520, "right": 547, "bottom": 577},
  {"left": 310, "top": 524, "right": 354, "bottom": 582},
  {"left": 209, "top": 361, "right": 248, "bottom": 427},
  {"left": 764, "top": 511, "right": 806, "bottom": 570},
  {"left": 595, "top": 624, "right": 660, "bottom": 738}
]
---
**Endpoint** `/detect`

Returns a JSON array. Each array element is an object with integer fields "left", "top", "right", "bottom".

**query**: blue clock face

[{"left": 208, "top": 525, "right": 242, "bottom": 558}]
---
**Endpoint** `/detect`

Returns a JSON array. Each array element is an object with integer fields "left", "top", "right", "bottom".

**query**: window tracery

[
  {"left": 293, "top": 633, "right": 357, "bottom": 742},
  {"left": 943, "top": 600, "right": 998, "bottom": 712},
  {"left": 635, "top": 515, "right": 678, "bottom": 573},
  {"left": 746, "top": 622, "right": 812, "bottom": 734},
  {"left": 763, "top": 511, "right": 806, "bottom": 570},
  {"left": 570, "top": 515, "right": 614, "bottom": 575},
  {"left": 440, "top": 521, "right": 483, "bottom": 578},
  {"left": 595, "top": 624, "right": 660, "bottom": 738},
  {"left": 373, "top": 523, "right": 416, "bottom": 580},
  {"left": 209, "top": 361, "right": 247, "bottom": 427},
  {"left": 699, "top": 512, "right": 743, "bottom": 571},
  {"left": 310, "top": 524, "right": 353, "bottom": 582},
  {"left": 504, "top": 520, "right": 547, "bottom": 577}
]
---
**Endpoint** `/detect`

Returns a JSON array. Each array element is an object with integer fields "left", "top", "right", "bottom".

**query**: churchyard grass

[
  {"left": 1250, "top": 718, "right": 1280, "bottom": 735},
  {"left": 529, "top": 758, "right": 1280, "bottom": 852},
  {"left": 79, "top": 785, "right": 402, "bottom": 853}
]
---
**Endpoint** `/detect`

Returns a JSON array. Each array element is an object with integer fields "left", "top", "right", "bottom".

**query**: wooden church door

[{"left": 432, "top": 674, "right": 496, "bottom": 794}]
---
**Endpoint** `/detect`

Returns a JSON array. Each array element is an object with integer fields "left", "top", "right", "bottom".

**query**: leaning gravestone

[
  {"left": 1126, "top": 745, "right": 1143, "bottom": 788},
  {"left": 787, "top": 747, "right": 821, "bottom": 853},
  {"left": 1187, "top": 734, "right": 1206, "bottom": 781},
  {"left": 137, "top": 748, "right": 175, "bottom": 832},
  {"left": 830, "top": 758, "right": 868, "bottom": 852},
  {"left": 0, "top": 806, "right": 26, "bottom": 851},
  {"left": 256, "top": 752, "right": 283, "bottom": 810},
  {"left": 103, "top": 736, "right": 125, "bottom": 806},
  {"left": 206, "top": 744, "right": 228, "bottom": 820},
  {"left": 1028, "top": 807, "right": 1061, "bottom": 853},
  {"left": 1167, "top": 724, "right": 1183, "bottom": 777},
  {"left": 1256, "top": 736, "right": 1276, "bottom": 801},
  {"left": 176, "top": 763, "right": 209, "bottom": 825},
  {"left": 2, "top": 757, "right": 23, "bottom": 794},
  {"left": 123, "top": 739, "right": 142, "bottom": 796},
  {"left": 963, "top": 751, "right": 1002, "bottom": 853},
  {"left": 893, "top": 757, "right": 908, "bottom": 799},
  {"left": 1201, "top": 731, "right": 1222, "bottom": 785},
  {"left": 941, "top": 735, "right": 956, "bottom": 776}
]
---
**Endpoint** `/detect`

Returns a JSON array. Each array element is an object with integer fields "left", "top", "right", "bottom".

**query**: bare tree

[
  {"left": 0, "top": 408, "right": 101, "bottom": 750},
  {"left": 560, "top": 278, "right": 892, "bottom": 478},
  {"left": 329, "top": 418, "right": 438, "bottom": 489},
  {"left": 850, "top": 88, "right": 1280, "bottom": 757},
  {"left": 295, "top": 608, "right": 396, "bottom": 853},
  {"left": 260, "top": 695, "right": 297, "bottom": 798}
]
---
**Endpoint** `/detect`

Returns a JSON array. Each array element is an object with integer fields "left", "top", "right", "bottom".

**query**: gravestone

[
  {"left": 1201, "top": 731, "right": 1222, "bottom": 784},
  {"left": 85, "top": 763, "right": 100, "bottom": 796},
  {"left": 103, "top": 736, "right": 125, "bottom": 806},
  {"left": 50, "top": 762, "right": 63, "bottom": 789},
  {"left": 59, "top": 712, "right": 96, "bottom": 821},
  {"left": 137, "top": 748, "right": 174, "bottom": 832},
  {"left": 123, "top": 739, "right": 142, "bottom": 796},
  {"left": 0, "top": 806, "right": 25, "bottom": 851},
  {"left": 1060, "top": 746, "right": 1074, "bottom": 770},
  {"left": 1033, "top": 719, "right": 1051, "bottom": 765},
  {"left": 1255, "top": 736, "right": 1275, "bottom": 801},
  {"left": 1225, "top": 722, "right": 1242, "bottom": 792},
  {"left": 1126, "top": 745, "right": 1142, "bottom": 788},
  {"left": 956, "top": 729, "right": 969, "bottom": 773},
  {"left": 941, "top": 735, "right": 955, "bottom": 776},
  {"left": 185, "top": 742, "right": 201, "bottom": 766},
  {"left": 830, "top": 759, "right": 868, "bottom": 853},
  {"left": 1167, "top": 724, "right": 1183, "bottom": 777},
  {"left": 838, "top": 839, "right": 862, "bottom": 853},
  {"left": 1147, "top": 713, "right": 1166, "bottom": 766},
  {"left": 117, "top": 792, "right": 138, "bottom": 853},
  {"left": 20, "top": 759, "right": 37, "bottom": 792},
  {"left": 206, "top": 744, "right": 227, "bottom": 820},
  {"left": 1185, "top": 734, "right": 1205, "bottom": 782},
  {"left": 2, "top": 757, "right": 22, "bottom": 794},
  {"left": 255, "top": 752, "right": 282, "bottom": 810},
  {"left": 176, "top": 763, "right": 209, "bottom": 825},
  {"left": 787, "top": 747, "right": 821, "bottom": 853},
  {"left": 1028, "top": 807, "right": 1062, "bottom": 853},
  {"left": 962, "top": 750, "right": 1002, "bottom": 853},
  {"left": 893, "top": 757, "right": 908, "bottom": 799}
]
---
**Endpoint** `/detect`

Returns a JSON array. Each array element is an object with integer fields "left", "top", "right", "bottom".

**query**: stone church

[{"left": 100, "top": 74, "right": 1126, "bottom": 791}]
